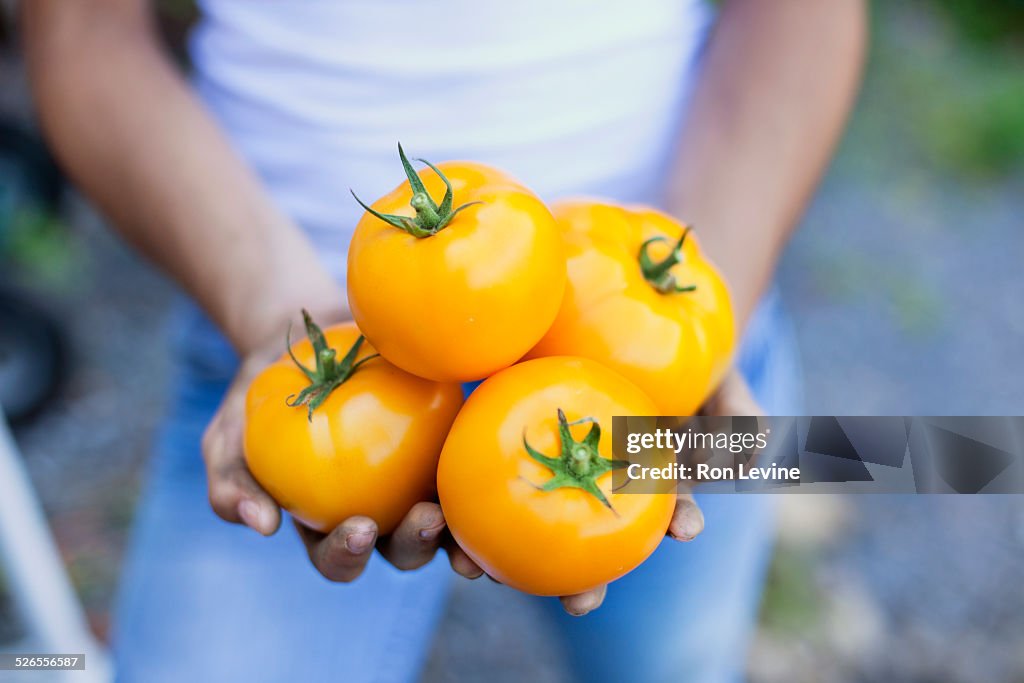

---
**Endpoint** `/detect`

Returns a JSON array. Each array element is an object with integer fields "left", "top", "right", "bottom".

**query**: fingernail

[
  {"left": 345, "top": 531, "right": 375, "bottom": 554},
  {"left": 238, "top": 500, "right": 260, "bottom": 530},
  {"left": 257, "top": 506, "right": 276, "bottom": 534},
  {"left": 419, "top": 523, "right": 445, "bottom": 540},
  {"left": 681, "top": 514, "right": 704, "bottom": 541},
  {"left": 563, "top": 601, "right": 592, "bottom": 617}
]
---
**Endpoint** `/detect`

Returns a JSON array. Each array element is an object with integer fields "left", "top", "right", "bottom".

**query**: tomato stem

[
  {"left": 638, "top": 229, "right": 699, "bottom": 294},
  {"left": 522, "top": 409, "right": 628, "bottom": 510},
  {"left": 285, "top": 310, "right": 379, "bottom": 421},
  {"left": 351, "top": 143, "right": 482, "bottom": 238}
]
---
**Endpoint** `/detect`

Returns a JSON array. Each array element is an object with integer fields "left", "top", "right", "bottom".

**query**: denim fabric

[
  {"left": 539, "top": 290, "right": 803, "bottom": 683},
  {"left": 112, "top": 291, "right": 801, "bottom": 683}
]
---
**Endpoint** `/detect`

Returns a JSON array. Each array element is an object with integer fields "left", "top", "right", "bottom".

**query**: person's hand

[
  {"left": 553, "top": 368, "right": 763, "bottom": 616},
  {"left": 200, "top": 306, "right": 481, "bottom": 582}
]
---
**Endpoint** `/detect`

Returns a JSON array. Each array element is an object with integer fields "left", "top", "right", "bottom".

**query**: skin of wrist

[{"left": 228, "top": 287, "right": 349, "bottom": 359}]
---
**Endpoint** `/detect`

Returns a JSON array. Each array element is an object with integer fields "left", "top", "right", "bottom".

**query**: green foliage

[
  {"left": 4, "top": 208, "right": 77, "bottom": 287},
  {"left": 843, "top": 1, "right": 1024, "bottom": 182},
  {"left": 921, "top": 66, "right": 1024, "bottom": 178},
  {"left": 887, "top": 274, "right": 944, "bottom": 336},
  {"left": 759, "top": 545, "right": 824, "bottom": 635},
  {"left": 930, "top": 0, "right": 1024, "bottom": 48}
]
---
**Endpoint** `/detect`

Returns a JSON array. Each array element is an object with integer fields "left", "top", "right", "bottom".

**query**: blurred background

[{"left": 0, "top": 1, "right": 1022, "bottom": 681}]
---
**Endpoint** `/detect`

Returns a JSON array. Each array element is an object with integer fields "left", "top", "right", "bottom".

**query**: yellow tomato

[
  {"left": 244, "top": 313, "right": 463, "bottom": 535},
  {"left": 437, "top": 356, "right": 675, "bottom": 596},
  {"left": 347, "top": 145, "right": 566, "bottom": 383},
  {"left": 528, "top": 200, "right": 735, "bottom": 415}
]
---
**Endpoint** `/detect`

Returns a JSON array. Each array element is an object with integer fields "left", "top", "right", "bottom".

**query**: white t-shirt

[{"left": 190, "top": 0, "right": 714, "bottom": 283}]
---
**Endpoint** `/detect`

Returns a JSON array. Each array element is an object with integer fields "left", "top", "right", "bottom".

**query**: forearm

[
  {"left": 22, "top": 0, "right": 343, "bottom": 354},
  {"left": 668, "top": 0, "right": 866, "bottom": 326}
]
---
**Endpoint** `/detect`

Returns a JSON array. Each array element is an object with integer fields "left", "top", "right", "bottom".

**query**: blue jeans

[{"left": 112, "top": 292, "right": 801, "bottom": 683}]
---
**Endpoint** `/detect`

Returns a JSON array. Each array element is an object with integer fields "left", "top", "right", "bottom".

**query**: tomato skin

[
  {"left": 527, "top": 200, "right": 736, "bottom": 416},
  {"left": 437, "top": 356, "right": 675, "bottom": 596},
  {"left": 243, "top": 323, "right": 463, "bottom": 535},
  {"left": 348, "top": 161, "right": 566, "bottom": 383}
]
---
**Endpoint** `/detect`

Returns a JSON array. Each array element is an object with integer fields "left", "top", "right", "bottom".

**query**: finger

[
  {"left": 201, "top": 411, "right": 281, "bottom": 536},
  {"left": 560, "top": 585, "right": 607, "bottom": 616},
  {"left": 377, "top": 502, "right": 447, "bottom": 570},
  {"left": 295, "top": 516, "right": 378, "bottom": 583},
  {"left": 668, "top": 488, "right": 705, "bottom": 541},
  {"left": 442, "top": 536, "right": 484, "bottom": 579}
]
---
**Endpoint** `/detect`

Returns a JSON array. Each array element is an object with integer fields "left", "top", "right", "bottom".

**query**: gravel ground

[{"left": 3, "top": 3, "right": 1024, "bottom": 679}]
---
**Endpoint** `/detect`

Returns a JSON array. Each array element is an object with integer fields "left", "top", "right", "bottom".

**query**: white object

[
  {"left": 190, "top": 0, "right": 714, "bottom": 284},
  {"left": 0, "top": 412, "right": 112, "bottom": 683}
]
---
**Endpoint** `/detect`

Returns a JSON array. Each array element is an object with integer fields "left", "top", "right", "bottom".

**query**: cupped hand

[
  {"left": 556, "top": 368, "right": 762, "bottom": 616},
  {"left": 200, "top": 308, "right": 480, "bottom": 582},
  {"left": 292, "top": 502, "right": 483, "bottom": 583}
]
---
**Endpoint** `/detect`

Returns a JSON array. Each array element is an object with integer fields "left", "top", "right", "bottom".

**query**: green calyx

[
  {"left": 285, "top": 309, "right": 379, "bottom": 421},
  {"left": 350, "top": 143, "right": 481, "bottom": 238},
  {"left": 638, "top": 228, "right": 699, "bottom": 294},
  {"left": 523, "top": 409, "right": 628, "bottom": 511}
]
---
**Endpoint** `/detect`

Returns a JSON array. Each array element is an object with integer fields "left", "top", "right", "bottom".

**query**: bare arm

[
  {"left": 570, "top": 0, "right": 866, "bottom": 616},
  {"left": 22, "top": 0, "right": 342, "bottom": 352},
  {"left": 22, "top": 0, "right": 478, "bottom": 583},
  {"left": 668, "top": 0, "right": 867, "bottom": 326}
]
